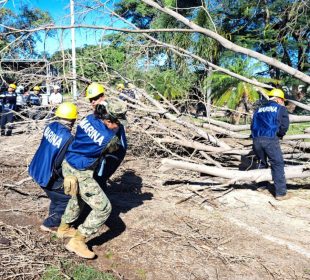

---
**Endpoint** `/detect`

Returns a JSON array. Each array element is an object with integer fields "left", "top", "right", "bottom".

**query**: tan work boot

[
  {"left": 65, "top": 230, "right": 95, "bottom": 259},
  {"left": 275, "top": 193, "right": 293, "bottom": 201},
  {"left": 40, "top": 225, "right": 58, "bottom": 233},
  {"left": 56, "top": 223, "right": 77, "bottom": 238}
]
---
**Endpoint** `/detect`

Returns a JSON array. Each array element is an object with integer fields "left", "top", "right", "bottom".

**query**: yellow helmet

[
  {"left": 9, "top": 84, "right": 17, "bottom": 90},
  {"left": 116, "top": 83, "right": 125, "bottom": 91},
  {"left": 33, "top": 86, "right": 40, "bottom": 91},
  {"left": 86, "top": 82, "right": 105, "bottom": 99},
  {"left": 127, "top": 83, "right": 135, "bottom": 89},
  {"left": 55, "top": 102, "right": 78, "bottom": 120},
  {"left": 269, "top": 88, "right": 285, "bottom": 99}
]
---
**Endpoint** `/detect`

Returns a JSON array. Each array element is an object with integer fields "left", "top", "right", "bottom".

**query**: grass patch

[
  {"left": 287, "top": 122, "right": 310, "bottom": 135},
  {"left": 42, "top": 261, "right": 116, "bottom": 280},
  {"left": 136, "top": 268, "right": 147, "bottom": 280}
]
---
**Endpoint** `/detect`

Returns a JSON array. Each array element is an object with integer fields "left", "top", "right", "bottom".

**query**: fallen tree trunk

[
  {"left": 201, "top": 117, "right": 250, "bottom": 132},
  {"left": 200, "top": 115, "right": 310, "bottom": 132},
  {"left": 201, "top": 122, "right": 249, "bottom": 139},
  {"left": 284, "top": 141, "right": 310, "bottom": 149},
  {"left": 284, "top": 134, "right": 310, "bottom": 140},
  {"left": 286, "top": 100, "right": 310, "bottom": 112},
  {"left": 289, "top": 115, "right": 310, "bottom": 123},
  {"left": 160, "top": 159, "right": 310, "bottom": 183}
]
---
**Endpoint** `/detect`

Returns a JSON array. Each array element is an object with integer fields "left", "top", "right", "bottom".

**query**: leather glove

[{"left": 63, "top": 175, "right": 79, "bottom": 196}]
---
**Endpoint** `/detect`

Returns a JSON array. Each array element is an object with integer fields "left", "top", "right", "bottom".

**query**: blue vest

[
  {"left": 27, "top": 94, "right": 41, "bottom": 106},
  {"left": 65, "top": 114, "right": 117, "bottom": 170},
  {"left": 251, "top": 101, "right": 282, "bottom": 138},
  {"left": 0, "top": 93, "right": 5, "bottom": 112},
  {"left": 28, "top": 122, "right": 73, "bottom": 187},
  {"left": 1, "top": 92, "right": 17, "bottom": 111}
]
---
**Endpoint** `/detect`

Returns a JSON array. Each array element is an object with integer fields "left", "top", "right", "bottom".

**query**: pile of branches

[
  {"left": 0, "top": 222, "right": 70, "bottom": 280},
  {"left": 118, "top": 87, "right": 310, "bottom": 188},
  {"left": 5, "top": 86, "right": 310, "bottom": 189}
]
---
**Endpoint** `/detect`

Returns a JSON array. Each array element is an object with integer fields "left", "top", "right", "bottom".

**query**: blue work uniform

[
  {"left": 29, "top": 122, "right": 73, "bottom": 228},
  {"left": 251, "top": 100, "right": 290, "bottom": 197},
  {"left": 65, "top": 114, "right": 117, "bottom": 170},
  {"left": 0, "top": 92, "right": 17, "bottom": 136},
  {"left": 26, "top": 93, "right": 42, "bottom": 120}
]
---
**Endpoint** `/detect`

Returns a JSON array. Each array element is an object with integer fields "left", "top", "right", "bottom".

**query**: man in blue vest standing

[
  {"left": 0, "top": 84, "right": 17, "bottom": 136},
  {"left": 58, "top": 97, "right": 127, "bottom": 259},
  {"left": 29, "top": 102, "right": 79, "bottom": 236},
  {"left": 251, "top": 88, "right": 290, "bottom": 200},
  {"left": 26, "top": 86, "right": 42, "bottom": 120}
]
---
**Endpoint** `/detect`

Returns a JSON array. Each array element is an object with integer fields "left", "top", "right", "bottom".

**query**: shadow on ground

[{"left": 79, "top": 169, "right": 153, "bottom": 247}]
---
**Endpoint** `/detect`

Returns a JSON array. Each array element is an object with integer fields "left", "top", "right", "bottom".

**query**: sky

[{"left": 3, "top": 0, "right": 122, "bottom": 55}]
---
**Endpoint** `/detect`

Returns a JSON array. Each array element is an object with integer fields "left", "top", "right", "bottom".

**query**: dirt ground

[{"left": 1, "top": 132, "right": 310, "bottom": 280}]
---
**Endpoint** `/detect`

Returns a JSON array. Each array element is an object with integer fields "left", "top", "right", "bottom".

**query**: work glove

[{"left": 63, "top": 175, "right": 79, "bottom": 196}]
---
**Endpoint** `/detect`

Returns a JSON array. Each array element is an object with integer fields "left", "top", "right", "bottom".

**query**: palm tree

[{"left": 206, "top": 57, "right": 279, "bottom": 123}]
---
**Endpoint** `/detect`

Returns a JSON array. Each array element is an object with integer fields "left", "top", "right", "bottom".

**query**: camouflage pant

[{"left": 61, "top": 160, "right": 112, "bottom": 237}]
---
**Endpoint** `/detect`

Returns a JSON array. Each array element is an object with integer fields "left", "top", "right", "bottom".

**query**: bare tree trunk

[{"left": 206, "top": 66, "right": 212, "bottom": 118}]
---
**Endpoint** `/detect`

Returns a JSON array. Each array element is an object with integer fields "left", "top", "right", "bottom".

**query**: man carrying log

[{"left": 251, "top": 88, "right": 290, "bottom": 201}]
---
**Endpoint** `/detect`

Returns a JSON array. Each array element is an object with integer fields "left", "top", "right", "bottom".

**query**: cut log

[{"left": 160, "top": 159, "right": 310, "bottom": 183}]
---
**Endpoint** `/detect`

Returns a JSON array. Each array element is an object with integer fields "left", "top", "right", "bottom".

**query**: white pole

[{"left": 70, "top": 0, "right": 77, "bottom": 100}]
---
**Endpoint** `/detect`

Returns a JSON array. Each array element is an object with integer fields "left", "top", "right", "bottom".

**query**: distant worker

[
  {"left": 49, "top": 85, "right": 63, "bottom": 105},
  {"left": 27, "top": 86, "right": 41, "bottom": 105},
  {"left": 127, "top": 83, "right": 137, "bottom": 99},
  {"left": 0, "top": 84, "right": 17, "bottom": 136},
  {"left": 28, "top": 102, "right": 78, "bottom": 235},
  {"left": 58, "top": 97, "right": 127, "bottom": 259},
  {"left": 251, "top": 88, "right": 290, "bottom": 201},
  {"left": 116, "top": 83, "right": 125, "bottom": 93},
  {"left": 26, "top": 86, "right": 42, "bottom": 120},
  {"left": 117, "top": 82, "right": 136, "bottom": 100},
  {"left": 15, "top": 85, "right": 26, "bottom": 112}
]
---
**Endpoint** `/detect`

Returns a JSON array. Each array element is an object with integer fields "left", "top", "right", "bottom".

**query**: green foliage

[
  {"left": 136, "top": 268, "right": 147, "bottom": 280},
  {"left": 287, "top": 122, "right": 310, "bottom": 135},
  {"left": 147, "top": 69, "right": 194, "bottom": 100},
  {"left": 51, "top": 43, "right": 127, "bottom": 82},
  {"left": 52, "top": 0, "right": 308, "bottom": 106},
  {"left": 213, "top": 0, "right": 309, "bottom": 77},
  {"left": 214, "top": 82, "right": 259, "bottom": 109},
  {"left": 42, "top": 262, "right": 116, "bottom": 280},
  {"left": 115, "top": 0, "right": 156, "bottom": 29},
  {"left": 210, "top": 56, "right": 276, "bottom": 109}
]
